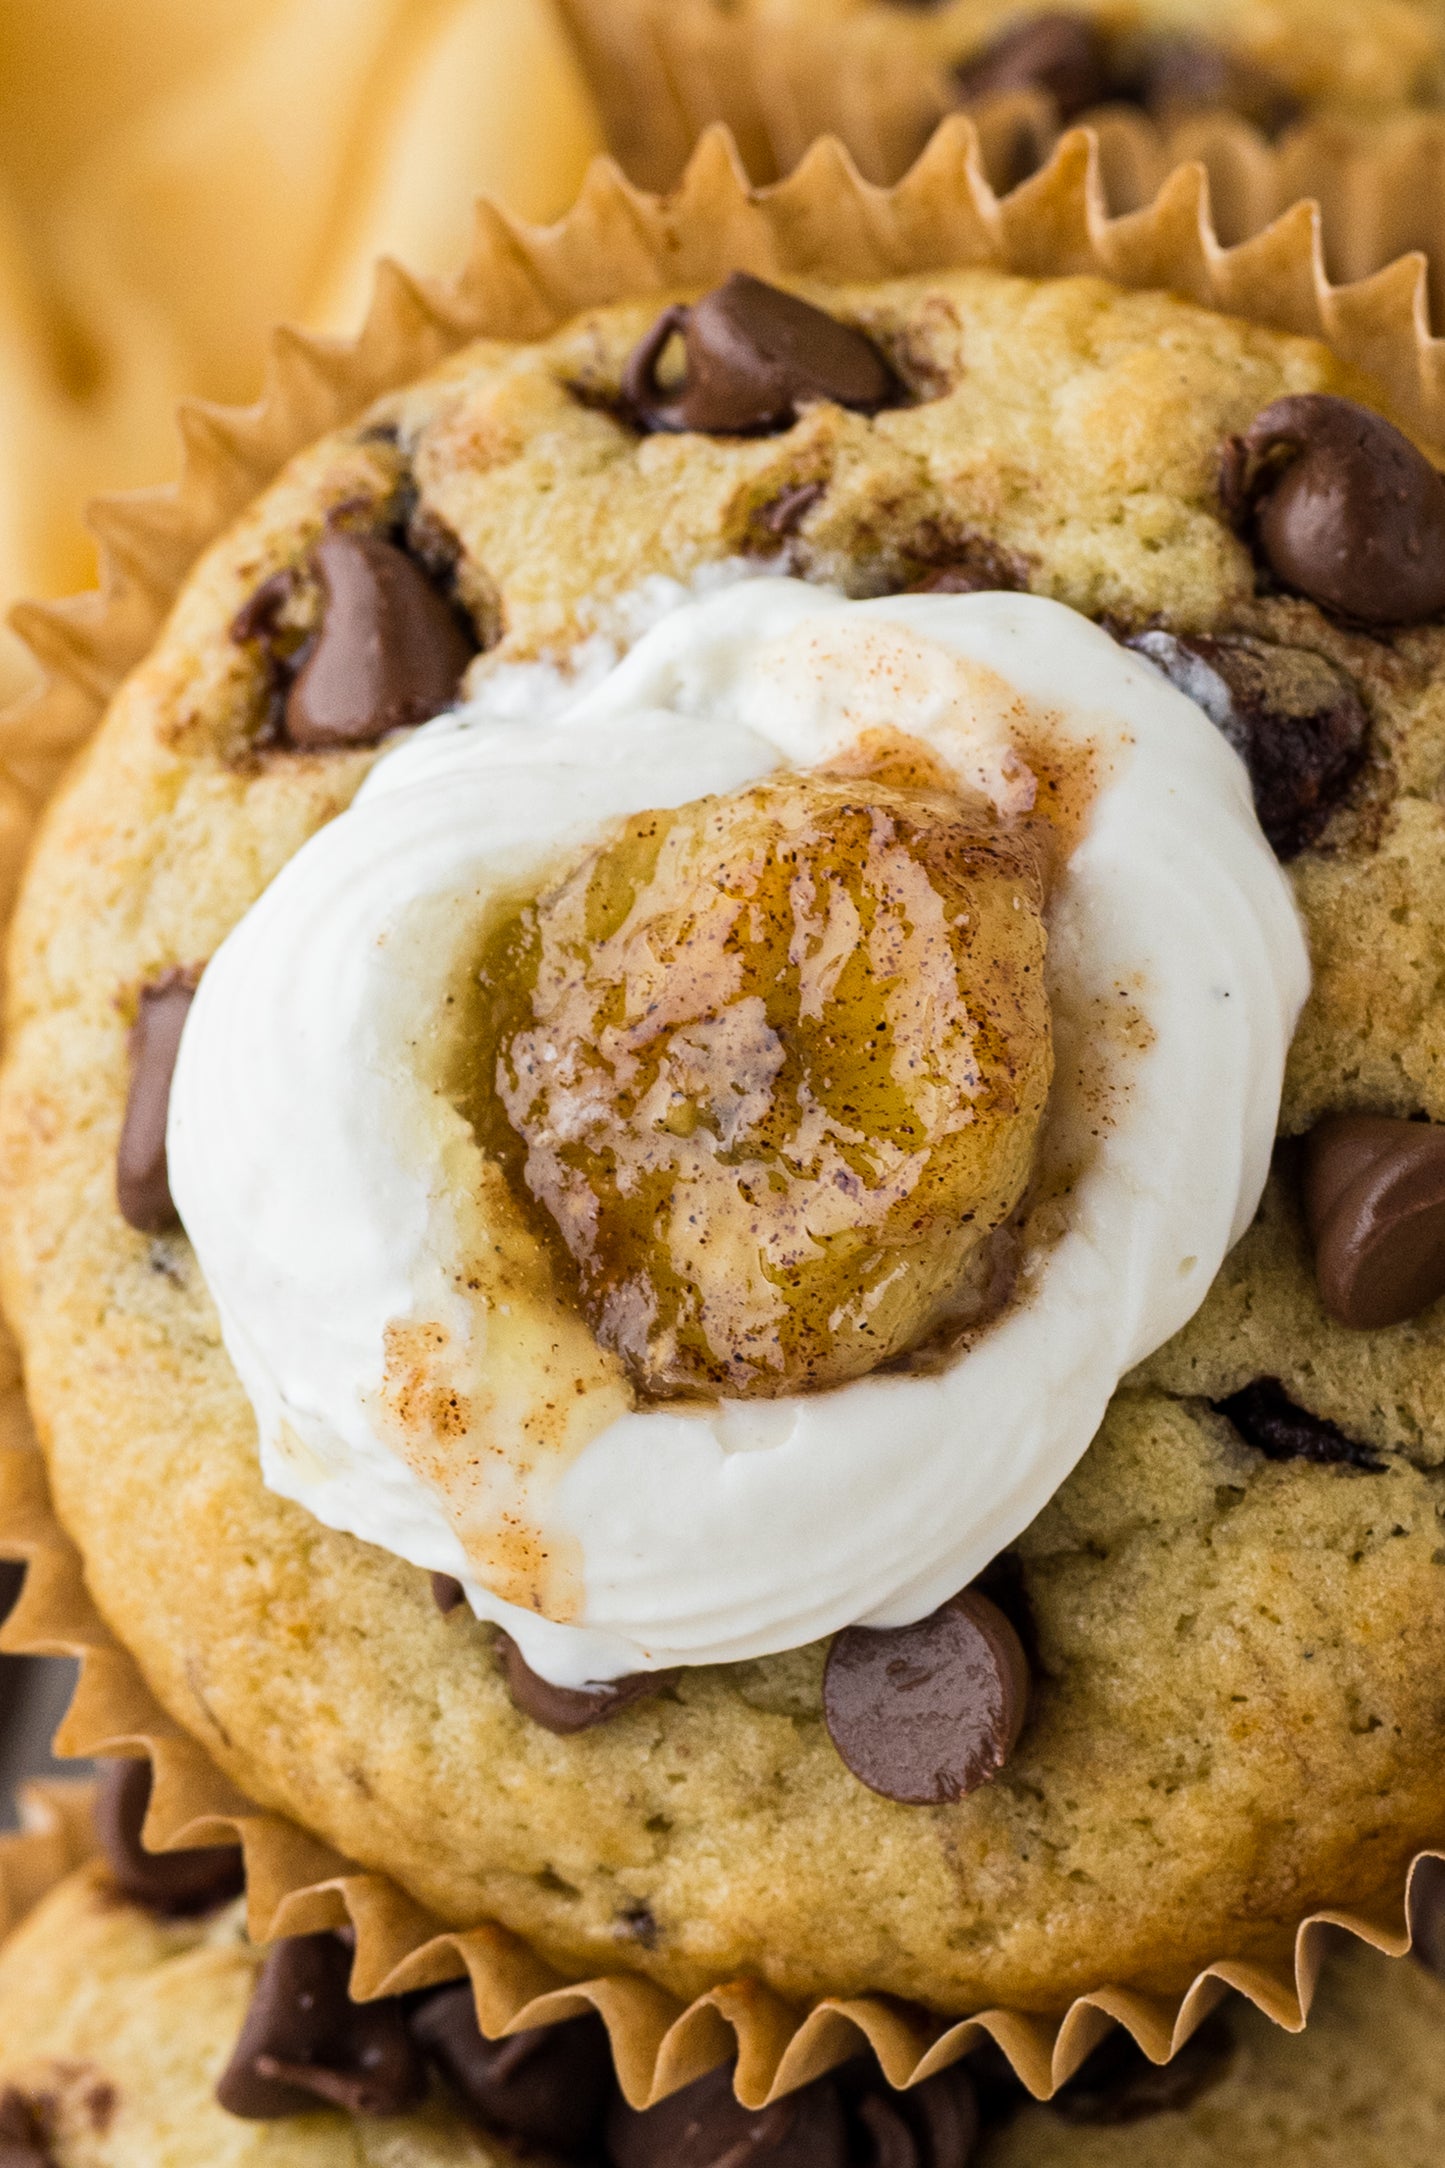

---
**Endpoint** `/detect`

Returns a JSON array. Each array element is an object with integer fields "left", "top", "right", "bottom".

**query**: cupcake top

[{"left": 6, "top": 252, "right": 1445, "bottom": 2018}]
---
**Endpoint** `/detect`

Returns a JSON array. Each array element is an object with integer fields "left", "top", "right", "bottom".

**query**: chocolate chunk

[
  {"left": 1121, "top": 35, "right": 1301, "bottom": 133},
  {"left": 410, "top": 1994, "right": 614, "bottom": 2152},
  {"left": 609, "top": 2056, "right": 979, "bottom": 2168},
  {"left": 822, "top": 1589, "right": 1029, "bottom": 1805},
  {"left": 217, "top": 1932, "right": 424, "bottom": 2120},
  {"left": 1127, "top": 629, "right": 1367, "bottom": 857},
  {"left": 1409, "top": 1854, "right": 1445, "bottom": 1977},
  {"left": 431, "top": 1572, "right": 465, "bottom": 1614},
  {"left": 1046, "top": 2011, "right": 1235, "bottom": 2125},
  {"left": 497, "top": 1633, "right": 676, "bottom": 1736},
  {"left": 953, "top": 13, "right": 1110, "bottom": 120},
  {"left": 284, "top": 531, "right": 475, "bottom": 750},
  {"left": 1215, "top": 1377, "right": 1385, "bottom": 1470},
  {"left": 95, "top": 1757, "right": 244, "bottom": 1917},
  {"left": 608, "top": 2062, "right": 851, "bottom": 2168},
  {"left": 1221, "top": 394, "right": 1445, "bottom": 626},
  {"left": 622, "top": 274, "right": 896, "bottom": 437},
  {"left": 116, "top": 970, "right": 196, "bottom": 1233},
  {"left": 0, "top": 2091, "right": 52, "bottom": 2168},
  {"left": 1303, "top": 1112, "right": 1445, "bottom": 1329}
]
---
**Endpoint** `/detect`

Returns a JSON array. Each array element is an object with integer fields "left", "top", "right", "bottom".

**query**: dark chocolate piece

[
  {"left": 953, "top": 12, "right": 1109, "bottom": 120},
  {"left": 116, "top": 970, "right": 196, "bottom": 1233},
  {"left": 1127, "top": 629, "right": 1367, "bottom": 857},
  {"left": 608, "top": 2056, "right": 979, "bottom": 2168},
  {"left": 216, "top": 1931, "right": 424, "bottom": 2120},
  {"left": 1221, "top": 393, "right": 1445, "bottom": 625},
  {"left": 284, "top": 531, "right": 475, "bottom": 750},
  {"left": 410, "top": 1994, "right": 614, "bottom": 2152},
  {"left": 95, "top": 1757, "right": 244, "bottom": 1917},
  {"left": 1303, "top": 1112, "right": 1445, "bottom": 1329},
  {"left": 822, "top": 1590, "right": 1030, "bottom": 1805},
  {"left": 622, "top": 274, "right": 895, "bottom": 437},
  {"left": 0, "top": 2091, "right": 52, "bottom": 2168},
  {"left": 608, "top": 2061, "right": 850, "bottom": 2168},
  {"left": 1121, "top": 34, "right": 1301, "bottom": 133},
  {"left": 497, "top": 1633, "right": 676, "bottom": 1736},
  {"left": 430, "top": 1572, "right": 465, "bottom": 1614},
  {"left": 1045, "top": 2011, "right": 1235, "bottom": 2125},
  {"left": 1215, "top": 1377, "right": 1385, "bottom": 1470}
]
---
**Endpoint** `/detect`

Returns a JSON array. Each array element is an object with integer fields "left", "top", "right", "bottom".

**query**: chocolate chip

[
  {"left": 95, "top": 1757, "right": 245, "bottom": 1917},
  {"left": 1221, "top": 394, "right": 1445, "bottom": 626},
  {"left": 431, "top": 1572, "right": 465, "bottom": 1614},
  {"left": 216, "top": 1932, "right": 424, "bottom": 2120},
  {"left": 284, "top": 531, "right": 475, "bottom": 750},
  {"left": 1118, "top": 34, "right": 1301, "bottom": 133},
  {"left": 758, "top": 481, "right": 826, "bottom": 539},
  {"left": 497, "top": 1633, "right": 676, "bottom": 1736},
  {"left": 410, "top": 1994, "right": 614, "bottom": 2153},
  {"left": 608, "top": 2062, "right": 851, "bottom": 2168},
  {"left": 116, "top": 970, "right": 197, "bottom": 1233},
  {"left": 1409, "top": 1854, "right": 1445, "bottom": 1977},
  {"left": 1215, "top": 1377, "right": 1385, "bottom": 1471},
  {"left": 822, "top": 1589, "right": 1030, "bottom": 1806},
  {"left": 953, "top": 13, "right": 1110, "bottom": 120},
  {"left": 0, "top": 2091, "right": 53, "bottom": 2168},
  {"left": 1303, "top": 1112, "right": 1445, "bottom": 1329},
  {"left": 608, "top": 2057, "right": 979, "bottom": 2168},
  {"left": 1046, "top": 2011, "right": 1235, "bottom": 2126},
  {"left": 622, "top": 274, "right": 896, "bottom": 437},
  {"left": 1127, "top": 629, "right": 1367, "bottom": 857}
]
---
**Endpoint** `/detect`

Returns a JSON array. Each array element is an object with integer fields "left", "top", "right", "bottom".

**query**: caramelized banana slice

[{"left": 478, "top": 771, "right": 1052, "bottom": 1399}]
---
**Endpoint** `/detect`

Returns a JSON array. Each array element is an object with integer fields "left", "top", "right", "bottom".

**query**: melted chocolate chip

[
  {"left": 497, "top": 1633, "right": 676, "bottom": 1736},
  {"left": 1303, "top": 1113, "right": 1445, "bottom": 1330},
  {"left": 758, "top": 481, "right": 826, "bottom": 539},
  {"left": 1215, "top": 1377, "right": 1385, "bottom": 1470},
  {"left": 822, "top": 1589, "right": 1030, "bottom": 1805},
  {"left": 622, "top": 274, "right": 896, "bottom": 437},
  {"left": 1221, "top": 394, "right": 1445, "bottom": 626},
  {"left": 116, "top": 970, "right": 197, "bottom": 1233},
  {"left": 608, "top": 2057, "right": 979, "bottom": 2168},
  {"left": 1410, "top": 1854, "right": 1445, "bottom": 1977},
  {"left": 953, "top": 13, "right": 1110, "bottom": 120},
  {"left": 1127, "top": 629, "right": 1367, "bottom": 857},
  {"left": 410, "top": 1994, "right": 614, "bottom": 2153},
  {"left": 0, "top": 2092, "right": 52, "bottom": 2168},
  {"left": 431, "top": 1572, "right": 466, "bottom": 1614},
  {"left": 284, "top": 531, "right": 475, "bottom": 750},
  {"left": 1046, "top": 2011, "right": 1235, "bottom": 2125},
  {"left": 95, "top": 1757, "right": 244, "bottom": 1917},
  {"left": 216, "top": 1932, "right": 424, "bottom": 2120}
]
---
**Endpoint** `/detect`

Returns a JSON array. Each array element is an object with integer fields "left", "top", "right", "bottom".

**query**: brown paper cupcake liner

[
  {"left": 558, "top": 0, "right": 1445, "bottom": 311},
  {"left": 4, "top": 120, "right": 1445, "bottom": 2107}
]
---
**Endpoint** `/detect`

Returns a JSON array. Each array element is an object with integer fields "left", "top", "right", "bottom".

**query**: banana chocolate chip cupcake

[
  {"left": 726, "top": 0, "right": 1445, "bottom": 132},
  {"left": 6, "top": 251, "right": 1445, "bottom": 2021},
  {"left": 11, "top": 1768, "right": 1445, "bottom": 2165}
]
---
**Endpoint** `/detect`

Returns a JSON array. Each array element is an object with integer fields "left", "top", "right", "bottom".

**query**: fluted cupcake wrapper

[
  {"left": 0, "top": 1774, "right": 97, "bottom": 1945},
  {"left": 3, "top": 120, "right": 1445, "bottom": 2110}
]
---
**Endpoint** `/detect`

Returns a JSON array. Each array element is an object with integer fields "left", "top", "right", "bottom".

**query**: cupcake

[
  {"left": 557, "top": 0, "right": 1445, "bottom": 199},
  {"left": 7, "top": 1771, "right": 1445, "bottom": 2163},
  {"left": 4, "top": 133, "right": 1445, "bottom": 2091}
]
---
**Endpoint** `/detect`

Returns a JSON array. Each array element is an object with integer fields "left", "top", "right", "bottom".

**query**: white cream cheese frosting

[{"left": 167, "top": 581, "right": 1310, "bottom": 1686}]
